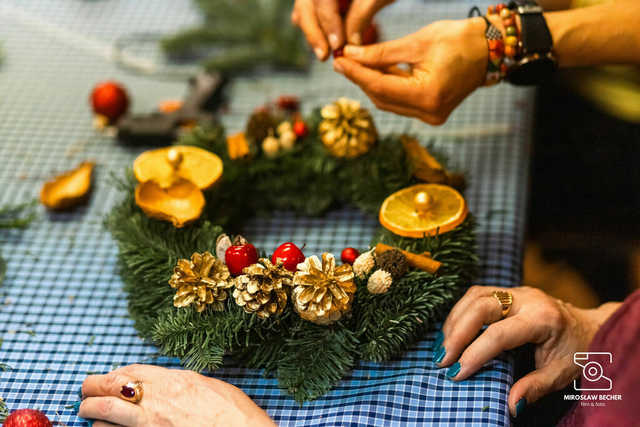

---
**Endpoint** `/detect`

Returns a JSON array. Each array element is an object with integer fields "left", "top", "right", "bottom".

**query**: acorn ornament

[
  {"left": 318, "top": 98, "right": 377, "bottom": 159},
  {"left": 261, "top": 135, "right": 280, "bottom": 158}
]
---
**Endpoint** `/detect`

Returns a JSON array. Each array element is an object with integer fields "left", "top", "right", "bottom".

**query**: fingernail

[
  {"left": 432, "top": 346, "right": 445, "bottom": 364},
  {"left": 434, "top": 330, "right": 444, "bottom": 349},
  {"left": 446, "top": 362, "right": 461, "bottom": 379},
  {"left": 515, "top": 397, "right": 527, "bottom": 417},
  {"left": 333, "top": 60, "right": 344, "bottom": 73},
  {"left": 314, "top": 47, "right": 326, "bottom": 59},
  {"left": 71, "top": 401, "right": 81, "bottom": 414},
  {"left": 329, "top": 33, "right": 340, "bottom": 49},
  {"left": 344, "top": 45, "right": 363, "bottom": 58},
  {"left": 350, "top": 32, "right": 362, "bottom": 45}
]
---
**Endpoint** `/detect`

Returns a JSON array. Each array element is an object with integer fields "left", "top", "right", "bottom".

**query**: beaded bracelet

[
  {"left": 488, "top": 4, "right": 521, "bottom": 67},
  {"left": 469, "top": 6, "right": 505, "bottom": 86}
]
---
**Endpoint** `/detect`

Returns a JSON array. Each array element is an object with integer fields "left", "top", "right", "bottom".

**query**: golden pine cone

[
  {"left": 232, "top": 258, "right": 293, "bottom": 318},
  {"left": 292, "top": 253, "right": 356, "bottom": 325},
  {"left": 169, "top": 251, "right": 232, "bottom": 312},
  {"left": 318, "top": 98, "right": 377, "bottom": 159}
]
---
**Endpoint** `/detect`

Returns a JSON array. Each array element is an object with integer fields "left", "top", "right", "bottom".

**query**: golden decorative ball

[{"left": 318, "top": 98, "right": 377, "bottom": 159}]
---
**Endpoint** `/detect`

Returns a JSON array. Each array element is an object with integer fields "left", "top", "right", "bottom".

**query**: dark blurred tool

[{"left": 116, "top": 72, "right": 227, "bottom": 145}]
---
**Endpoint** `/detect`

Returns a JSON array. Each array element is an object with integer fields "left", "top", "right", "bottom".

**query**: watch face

[{"left": 507, "top": 57, "right": 556, "bottom": 86}]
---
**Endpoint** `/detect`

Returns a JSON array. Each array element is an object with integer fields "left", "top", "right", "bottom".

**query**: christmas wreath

[{"left": 106, "top": 97, "right": 478, "bottom": 402}]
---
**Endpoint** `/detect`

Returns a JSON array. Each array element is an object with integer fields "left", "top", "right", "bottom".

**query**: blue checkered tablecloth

[{"left": 0, "top": 1, "right": 532, "bottom": 425}]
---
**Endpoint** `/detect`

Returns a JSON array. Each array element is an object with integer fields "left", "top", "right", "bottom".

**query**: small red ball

[
  {"left": 90, "top": 81, "right": 130, "bottom": 123},
  {"left": 362, "top": 22, "right": 379, "bottom": 45},
  {"left": 4, "top": 409, "right": 52, "bottom": 427},
  {"left": 333, "top": 47, "right": 344, "bottom": 58},
  {"left": 272, "top": 242, "right": 305, "bottom": 272},
  {"left": 293, "top": 121, "right": 308, "bottom": 138},
  {"left": 276, "top": 95, "right": 300, "bottom": 112},
  {"left": 225, "top": 243, "right": 259, "bottom": 276},
  {"left": 338, "top": 0, "right": 351, "bottom": 16},
  {"left": 341, "top": 247, "right": 360, "bottom": 265}
]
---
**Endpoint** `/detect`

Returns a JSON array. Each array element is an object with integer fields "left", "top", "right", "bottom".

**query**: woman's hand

[
  {"left": 292, "top": 0, "right": 394, "bottom": 60},
  {"left": 79, "top": 364, "right": 275, "bottom": 427},
  {"left": 436, "top": 286, "right": 620, "bottom": 417},
  {"left": 333, "top": 17, "right": 487, "bottom": 125}
]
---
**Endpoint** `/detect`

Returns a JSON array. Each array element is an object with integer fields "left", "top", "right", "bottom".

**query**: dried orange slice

[
  {"left": 135, "top": 179, "right": 205, "bottom": 228},
  {"left": 133, "top": 146, "right": 223, "bottom": 190},
  {"left": 40, "top": 161, "right": 95, "bottom": 210},
  {"left": 379, "top": 184, "right": 467, "bottom": 238}
]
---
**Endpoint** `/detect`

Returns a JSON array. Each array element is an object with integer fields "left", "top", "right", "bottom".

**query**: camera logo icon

[{"left": 573, "top": 352, "right": 612, "bottom": 391}]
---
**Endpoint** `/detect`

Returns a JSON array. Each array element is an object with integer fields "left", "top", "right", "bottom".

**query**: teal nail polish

[
  {"left": 434, "top": 330, "right": 444, "bottom": 349},
  {"left": 515, "top": 397, "right": 527, "bottom": 417},
  {"left": 432, "top": 346, "right": 446, "bottom": 364},
  {"left": 446, "top": 361, "right": 461, "bottom": 379},
  {"left": 71, "top": 401, "right": 81, "bottom": 414}
]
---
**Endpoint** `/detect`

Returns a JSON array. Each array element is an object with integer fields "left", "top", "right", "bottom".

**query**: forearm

[{"left": 545, "top": 0, "right": 640, "bottom": 67}]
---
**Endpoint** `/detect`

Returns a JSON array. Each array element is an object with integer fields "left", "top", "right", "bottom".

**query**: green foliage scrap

[
  {"left": 106, "top": 116, "right": 477, "bottom": 403},
  {"left": 162, "top": 0, "right": 309, "bottom": 74}
]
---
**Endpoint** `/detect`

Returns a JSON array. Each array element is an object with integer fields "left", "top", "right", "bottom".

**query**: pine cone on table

[
  {"left": 169, "top": 251, "right": 232, "bottom": 312},
  {"left": 232, "top": 258, "right": 293, "bottom": 318}
]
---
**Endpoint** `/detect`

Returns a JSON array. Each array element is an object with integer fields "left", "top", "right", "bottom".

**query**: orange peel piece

[
  {"left": 133, "top": 145, "right": 223, "bottom": 190},
  {"left": 379, "top": 184, "right": 468, "bottom": 238},
  {"left": 40, "top": 161, "right": 95, "bottom": 210},
  {"left": 226, "top": 132, "right": 251, "bottom": 160},
  {"left": 134, "top": 179, "right": 205, "bottom": 228}
]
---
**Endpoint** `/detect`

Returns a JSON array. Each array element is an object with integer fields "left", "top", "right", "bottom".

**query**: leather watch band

[{"left": 509, "top": 0, "right": 553, "bottom": 55}]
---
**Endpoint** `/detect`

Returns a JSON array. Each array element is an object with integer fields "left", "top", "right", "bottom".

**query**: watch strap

[{"left": 509, "top": 0, "right": 553, "bottom": 55}]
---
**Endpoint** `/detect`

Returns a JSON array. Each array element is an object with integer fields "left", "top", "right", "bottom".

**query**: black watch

[{"left": 505, "top": 0, "right": 557, "bottom": 86}]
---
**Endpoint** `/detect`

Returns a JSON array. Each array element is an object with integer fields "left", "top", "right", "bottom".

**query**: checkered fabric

[{"left": 0, "top": 1, "right": 532, "bottom": 425}]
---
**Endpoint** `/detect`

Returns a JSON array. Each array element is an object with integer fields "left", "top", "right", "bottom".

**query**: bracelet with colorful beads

[
  {"left": 469, "top": 6, "right": 505, "bottom": 86},
  {"left": 488, "top": 4, "right": 521, "bottom": 67}
]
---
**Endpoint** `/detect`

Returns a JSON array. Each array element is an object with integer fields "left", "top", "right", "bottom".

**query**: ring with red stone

[{"left": 119, "top": 381, "right": 144, "bottom": 403}]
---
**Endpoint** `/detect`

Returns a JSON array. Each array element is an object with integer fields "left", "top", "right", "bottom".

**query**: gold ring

[
  {"left": 492, "top": 290, "right": 513, "bottom": 318},
  {"left": 119, "top": 381, "right": 144, "bottom": 403}
]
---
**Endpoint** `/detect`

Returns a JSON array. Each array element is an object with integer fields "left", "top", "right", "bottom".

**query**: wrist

[{"left": 571, "top": 302, "right": 622, "bottom": 346}]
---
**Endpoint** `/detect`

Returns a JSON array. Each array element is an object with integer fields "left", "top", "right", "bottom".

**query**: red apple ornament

[
  {"left": 225, "top": 243, "right": 258, "bottom": 276},
  {"left": 3, "top": 409, "right": 52, "bottom": 427},
  {"left": 293, "top": 120, "right": 308, "bottom": 138},
  {"left": 271, "top": 242, "right": 305, "bottom": 272},
  {"left": 90, "top": 81, "right": 130, "bottom": 123},
  {"left": 341, "top": 247, "right": 360, "bottom": 265}
]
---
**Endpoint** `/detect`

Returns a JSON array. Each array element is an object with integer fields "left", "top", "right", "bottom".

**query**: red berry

[
  {"left": 293, "top": 121, "right": 308, "bottom": 138},
  {"left": 225, "top": 243, "right": 258, "bottom": 276},
  {"left": 340, "top": 247, "right": 360, "bottom": 265},
  {"left": 4, "top": 409, "right": 52, "bottom": 427},
  {"left": 271, "top": 242, "right": 305, "bottom": 272},
  {"left": 276, "top": 95, "right": 300, "bottom": 112},
  {"left": 90, "top": 81, "right": 129, "bottom": 123},
  {"left": 338, "top": 0, "right": 351, "bottom": 16},
  {"left": 362, "top": 22, "right": 379, "bottom": 45},
  {"left": 333, "top": 47, "right": 344, "bottom": 58}
]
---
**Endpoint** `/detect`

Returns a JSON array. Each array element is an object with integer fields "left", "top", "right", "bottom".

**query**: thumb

[
  {"left": 509, "top": 357, "right": 578, "bottom": 418},
  {"left": 343, "top": 36, "right": 416, "bottom": 68}
]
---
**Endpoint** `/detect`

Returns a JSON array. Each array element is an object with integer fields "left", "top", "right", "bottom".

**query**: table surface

[{"left": 0, "top": 1, "right": 532, "bottom": 425}]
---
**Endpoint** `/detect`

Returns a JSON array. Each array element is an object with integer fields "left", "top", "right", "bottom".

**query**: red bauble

[
  {"left": 362, "top": 22, "right": 379, "bottom": 45},
  {"left": 338, "top": 0, "right": 351, "bottom": 16},
  {"left": 90, "top": 81, "right": 130, "bottom": 123},
  {"left": 293, "top": 121, "right": 308, "bottom": 138},
  {"left": 276, "top": 95, "right": 300, "bottom": 112},
  {"left": 4, "top": 409, "right": 52, "bottom": 427},
  {"left": 340, "top": 247, "right": 360, "bottom": 265},
  {"left": 271, "top": 242, "right": 305, "bottom": 272},
  {"left": 225, "top": 243, "right": 258, "bottom": 276}
]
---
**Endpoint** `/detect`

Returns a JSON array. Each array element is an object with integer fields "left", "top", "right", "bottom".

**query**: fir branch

[
  {"left": 276, "top": 323, "right": 359, "bottom": 403},
  {"left": 0, "top": 201, "right": 37, "bottom": 229}
]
